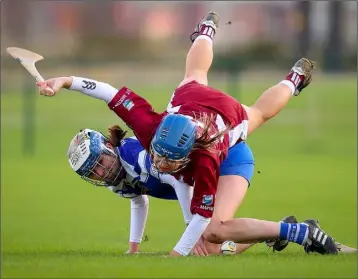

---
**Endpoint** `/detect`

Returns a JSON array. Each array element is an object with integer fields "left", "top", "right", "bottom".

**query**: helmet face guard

[
  {"left": 67, "top": 129, "right": 125, "bottom": 186},
  {"left": 150, "top": 114, "right": 196, "bottom": 173},
  {"left": 149, "top": 143, "right": 190, "bottom": 174}
]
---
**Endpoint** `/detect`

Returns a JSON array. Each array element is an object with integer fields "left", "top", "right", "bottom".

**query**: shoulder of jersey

[{"left": 119, "top": 137, "right": 145, "bottom": 158}]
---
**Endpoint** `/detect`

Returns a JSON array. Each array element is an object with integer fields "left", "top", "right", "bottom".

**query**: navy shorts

[{"left": 219, "top": 142, "right": 255, "bottom": 185}]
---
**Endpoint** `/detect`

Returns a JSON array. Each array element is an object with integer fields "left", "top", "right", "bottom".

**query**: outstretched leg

[
  {"left": 203, "top": 214, "right": 338, "bottom": 255},
  {"left": 244, "top": 58, "right": 316, "bottom": 135},
  {"left": 178, "top": 12, "right": 220, "bottom": 87}
]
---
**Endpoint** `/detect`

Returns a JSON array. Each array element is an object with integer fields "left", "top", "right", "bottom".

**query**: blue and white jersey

[{"left": 107, "top": 137, "right": 179, "bottom": 200}]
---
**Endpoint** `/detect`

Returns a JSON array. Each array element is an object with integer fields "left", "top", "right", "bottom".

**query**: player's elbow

[{"left": 131, "top": 195, "right": 149, "bottom": 208}]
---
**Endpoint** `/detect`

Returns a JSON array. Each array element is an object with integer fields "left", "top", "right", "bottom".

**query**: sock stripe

[
  {"left": 204, "top": 26, "right": 208, "bottom": 35},
  {"left": 294, "top": 224, "right": 301, "bottom": 242},
  {"left": 291, "top": 73, "right": 297, "bottom": 85},
  {"left": 209, "top": 28, "right": 213, "bottom": 37},
  {"left": 291, "top": 73, "right": 297, "bottom": 84},
  {"left": 302, "top": 227, "right": 309, "bottom": 245},
  {"left": 291, "top": 72, "right": 301, "bottom": 86},
  {"left": 286, "top": 223, "right": 291, "bottom": 240},
  {"left": 199, "top": 25, "right": 215, "bottom": 39},
  {"left": 296, "top": 224, "right": 309, "bottom": 245}
]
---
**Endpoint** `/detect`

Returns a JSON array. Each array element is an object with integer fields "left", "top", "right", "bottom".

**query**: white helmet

[{"left": 67, "top": 129, "right": 125, "bottom": 186}]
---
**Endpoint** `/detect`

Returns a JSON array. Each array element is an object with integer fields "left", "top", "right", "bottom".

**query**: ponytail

[{"left": 107, "top": 125, "right": 127, "bottom": 147}]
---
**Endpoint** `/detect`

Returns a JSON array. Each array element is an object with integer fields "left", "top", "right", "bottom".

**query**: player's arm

[
  {"left": 37, "top": 76, "right": 161, "bottom": 149},
  {"left": 170, "top": 154, "right": 218, "bottom": 256},
  {"left": 37, "top": 76, "right": 119, "bottom": 103},
  {"left": 170, "top": 181, "right": 194, "bottom": 225},
  {"left": 127, "top": 195, "right": 149, "bottom": 254}
]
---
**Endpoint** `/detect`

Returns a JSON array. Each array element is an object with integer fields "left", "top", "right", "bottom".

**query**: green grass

[{"left": 1, "top": 76, "right": 357, "bottom": 278}]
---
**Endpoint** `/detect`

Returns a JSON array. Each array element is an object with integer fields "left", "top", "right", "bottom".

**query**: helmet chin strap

[{"left": 167, "top": 159, "right": 190, "bottom": 174}]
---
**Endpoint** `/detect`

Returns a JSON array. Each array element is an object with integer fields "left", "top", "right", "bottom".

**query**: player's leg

[
  {"left": 244, "top": 58, "right": 316, "bottom": 136},
  {"left": 213, "top": 141, "right": 255, "bottom": 219},
  {"left": 203, "top": 195, "right": 338, "bottom": 255},
  {"left": 201, "top": 142, "right": 256, "bottom": 255},
  {"left": 203, "top": 215, "right": 300, "bottom": 255},
  {"left": 201, "top": 215, "right": 297, "bottom": 255},
  {"left": 177, "top": 11, "right": 220, "bottom": 88},
  {"left": 270, "top": 218, "right": 358, "bottom": 254},
  {"left": 211, "top": 141, "right": 253, "bottom": 225},
  {"left": 191, "top": 175, "right": 251, "bottom": 256},
  {"left": 265, "top": 215, "right": 298, "bottom": 252},
  {"left": 205, "top": 178, "right": 324, "bottom": 248},
  {"left": 201, "top": 143, "right": 337, "bottom": 254}
]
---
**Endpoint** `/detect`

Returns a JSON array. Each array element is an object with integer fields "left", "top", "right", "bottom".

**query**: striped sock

[
  {"left": 198, "top": 24, "right": 215, "bottom": 40},
  {"left": 280, "top": 71, "right": 305, "bottom": 95},
  {"left": 279, "top": 223, "right": 309, "bottom": 245}
]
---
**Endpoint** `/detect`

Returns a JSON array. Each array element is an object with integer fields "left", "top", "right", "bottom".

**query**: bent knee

[
  {"left": 242, "top": 105, "right": 266, "bottom": 136},
  {"left": 203, "top": 222, "right": 226, "bottom": 244}
]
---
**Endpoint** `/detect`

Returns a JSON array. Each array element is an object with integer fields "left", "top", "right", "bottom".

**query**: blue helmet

[{"left": 151, "top": 114, "right": 197, "bottom": 161}]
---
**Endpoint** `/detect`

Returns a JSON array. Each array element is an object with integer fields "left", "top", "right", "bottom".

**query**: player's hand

[
  {"left": 126, "top": 242, "right": 140, "bottom": 254},
  {"left": 36, "top": 76, "right": 72, "bottom": 97},
  {"left": 125, "top": 250, "right": 139, "bottom": 255},
  {"left": 169, "top": 250, "right": 183, "bottom": 257},
  {"left": 191, "top": 236, "right": 210, "bottom": 256}
]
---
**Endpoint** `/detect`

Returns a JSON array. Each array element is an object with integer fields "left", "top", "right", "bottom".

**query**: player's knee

[
  {"left": 249, "top": 105, "right": 269, "bottom": 123},
  {"left": 242, "top": 105, "right": 266, "bottom": 136},
  {"left": 203, "top": 221, "right": 226, "bottom": 244}
]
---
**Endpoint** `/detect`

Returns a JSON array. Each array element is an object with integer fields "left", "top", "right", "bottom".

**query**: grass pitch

[{"left": 1, "top": 76, "right": 356, "bottom": 278}]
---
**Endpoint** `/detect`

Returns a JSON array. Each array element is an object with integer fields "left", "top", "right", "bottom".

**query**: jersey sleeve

[
  {"left": 190, "top": 153, "right": 219, "bottom": 218},
  {"left": 170, "top": 180, "right": 194, "bottom": 225},
  {"left": 108, "top": 87, "right": 162, "bottom": 150},
  {"left": 129, "top": 195, "right": 149, "bottom": 243}
]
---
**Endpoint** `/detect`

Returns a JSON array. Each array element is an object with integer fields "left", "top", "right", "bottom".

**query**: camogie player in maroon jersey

[{"left": 37, "top": 12, "right": 338, "bottom": 256}]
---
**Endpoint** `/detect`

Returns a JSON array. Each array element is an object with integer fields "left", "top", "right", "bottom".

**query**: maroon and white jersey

[
  {"left": 167, "top": 81, "right": 248, "bottom": 148},
  {"left": 108, "top": 81, "right": 248, "bottom": 218}
]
